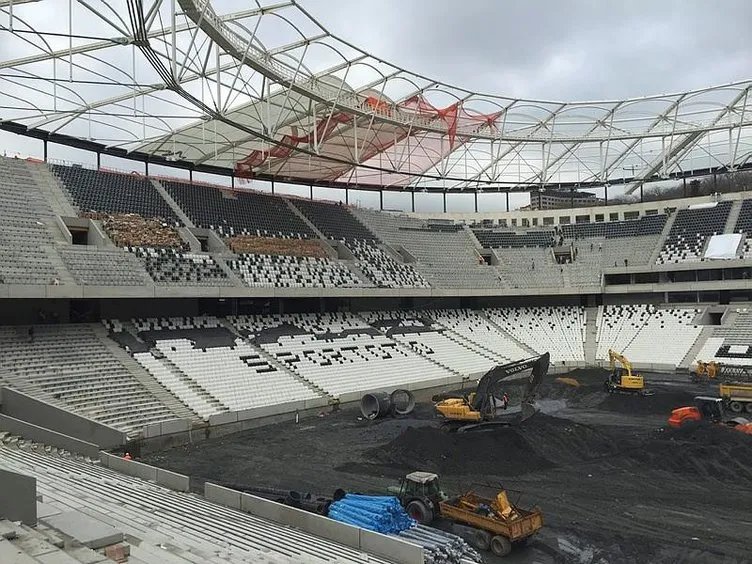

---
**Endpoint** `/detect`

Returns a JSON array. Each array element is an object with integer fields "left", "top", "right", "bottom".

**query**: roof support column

[
  {"left": 443, "top": 191, "right": 447, "bottom": 213},
  {"left": 96, "top": 152, "right": 101, "bottom": 170},
  {"left": 474, "top": 190, "right": 478, "bottom": 213},
  {"left": 43, "top": 139, "right": 48, "bottom": 162},
  {"left": 379, "top": 191, "right": 383, "bottom": 211},
  {"left": 271, "top": 179, "right": 275, "bottom": 194},
  {"left": 345, "top": 188, "right": 349, "bottom": 205},
  {"left": 411, "top": 190, "right": 415, "bottom": 213},
  {"left": 506, "top": 192, "right": 510, "bottom": 212},
  {"left": 309, "top": 184, "right": 313, "bottom": 200}
]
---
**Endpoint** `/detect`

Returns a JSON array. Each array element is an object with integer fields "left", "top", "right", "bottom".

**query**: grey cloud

[{"left": 302, "top": 0, "right": 751, "bottom": 101}]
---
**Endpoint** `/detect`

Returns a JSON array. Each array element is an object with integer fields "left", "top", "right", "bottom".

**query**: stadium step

[
  {"left": 220, "top": 319, "right": 333, "bottom": 399},
  {"left": 284, "top": 198, "right": 339, "bottom": 258},
  {"left": 91, "top": 324, "right": 201, "bottom": 423},
  {"left": 151, "top": 350, "right": 230, "bottom": 414},
  {"left": 463, "top": 225, "right": 484, "bottom": 251},
  {"left": 724, "top": 199, "right": 742, "bottom": 234},
  {"left": 150, "top": 179, "right": 195, "bottom": 228},
  {"left": 649, "top": 210, "right": 678, "bottom": 264},
  {"left": 680, "top": 325, "right": 716, "bottom": 370},
  {"left": 25, "top": 160, "right": 78, "bottom": 217},
  {"left": 477, "top": 312, "right": 538, "bottom": 357},
  {"left": 584, "top": 307, "right": 599, "bottom": 364}
]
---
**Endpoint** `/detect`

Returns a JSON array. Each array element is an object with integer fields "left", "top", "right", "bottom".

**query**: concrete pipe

[
  {"left": 360, "top": 392, "right": 393, "bottom": 420},
  {"left": 390, "top": 389, "right": 416, "bottom": 416}
]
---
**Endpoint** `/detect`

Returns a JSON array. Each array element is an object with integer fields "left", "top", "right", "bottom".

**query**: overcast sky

[
  {"left": 0, "top": 0, "right": 749, "bottom": 212},
  {"left": 301, "top": 0, "right": 751, "bottom": 101}
]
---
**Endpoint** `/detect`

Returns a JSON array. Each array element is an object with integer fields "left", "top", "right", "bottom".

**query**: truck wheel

[
  {"left": 490, "top": 535, "right": 513, "bottom": 557},
  {"left": 471, "top": 530, "right": 492, "bottom": 552},
  {"left": 729, "top": 401, "right": 743, "bottom": 413},
  {"left": 745, "top": 403, "right": 752, "bottom": 414},
  {"left": 405, "top": 501, "right": 433, "bottom": 524}
]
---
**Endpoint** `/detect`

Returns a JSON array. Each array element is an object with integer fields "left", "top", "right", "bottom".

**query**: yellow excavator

[
  {"left": 434, "top": 353, "right": 550, "bottom": 432},
  {"left": 604, "top": 349, "right": 652, "bottom": 395}
]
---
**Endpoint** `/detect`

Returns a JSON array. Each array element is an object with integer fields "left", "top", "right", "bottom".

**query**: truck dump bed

[{"left": 439, "top": 493, "right": 543, "bottom": 541}]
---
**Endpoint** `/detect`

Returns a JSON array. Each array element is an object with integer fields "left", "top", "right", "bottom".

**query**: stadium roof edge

[{"left": 3, "top": 120, "right": 750, "bottom": 196}]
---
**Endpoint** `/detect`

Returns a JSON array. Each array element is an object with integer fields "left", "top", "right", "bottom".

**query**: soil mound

[
  {"left": 364, "top": 414, "right": 628, "bottom": 476},
  {"left": 518, "top": 414, "right": 626, "bottom": 464},
  {"left": 629, "top": 422, "right": 752, "bottom": 482},
  {"left": 597, "top": 389, "right": 695, "bottom": 415},
  {"left": 366, "top": 425, "right": 554, "bottom": 476}
]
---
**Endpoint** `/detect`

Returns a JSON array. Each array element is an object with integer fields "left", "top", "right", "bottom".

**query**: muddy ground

[{"left": 142, "top": 368, "right": 752, "bottom": 564}]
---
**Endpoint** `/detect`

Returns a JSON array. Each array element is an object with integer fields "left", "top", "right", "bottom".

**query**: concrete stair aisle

[
  {"left": 343, "top": 261, "right": 372, "bottom": 286},
  {"left": 478, "top": 312, "right": 538, "bottom": 357},
  {"left": 25, "top": 160, "right": 78, "bottom": 217},
  {"left": 284, "top": 198, "right": 339, "bottom": 258},
  {"left": 584, "top": 307, "right": 599, "bottom": 365},
  {"left": 724, "top": 200, "right": 742, "bottom": 234},
  {"left": 463, "top": 225, "right": 484, "bottom": 251},
  {"left": 45, "top": 247, "right": 77, "bottom": 286},
  {"left": 649, "top": 210, "right": 678, "bottom": 264},
  {"left": 150, "top": 179, "right": 195, "bottom": 227},
  {"left": 151, "top": 349, "right": 229, "bottom": 414},
  {"left": 91, "top": 324, "right": 201, "bottom": 422},
  {"left": 367, "top": 328, "right": 464, "bottom": 380},
  {"left": 212, "top": 255, "right": 246, "bottom": 287},
  {"left": 440, "top": 328, "right": 507, "bottom": 364},
  {"left": 680, "top": 326, "right": 716, "bottom": 370},
  {"left": 219, "top": 319, "right": 333, "bottom": 399}
]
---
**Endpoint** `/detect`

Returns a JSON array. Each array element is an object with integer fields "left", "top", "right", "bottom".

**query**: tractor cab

[
  {"left": 389, "top": 471, "right": 446, "bottom": 524},
  {"left": 694, "top": 396, "right": 724, "bottom": 422}
]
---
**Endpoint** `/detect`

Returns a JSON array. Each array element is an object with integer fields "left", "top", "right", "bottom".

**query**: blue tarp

[{"left": 328, "top": 494, "right": 416, "bottom": 534}]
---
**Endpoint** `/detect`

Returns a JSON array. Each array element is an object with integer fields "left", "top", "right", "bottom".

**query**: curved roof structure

[{"left": 1, "top": 0, "right": 751, "bottom": 193}]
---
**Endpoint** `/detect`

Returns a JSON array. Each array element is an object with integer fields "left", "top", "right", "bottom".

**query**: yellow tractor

[{"left": 604, "top": 349, "right": 652, "bottom": 395}]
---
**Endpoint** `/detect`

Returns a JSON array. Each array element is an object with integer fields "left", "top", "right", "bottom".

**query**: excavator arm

[
  {"left": 608, "top": 349, "right": 633, "bottom": 379},
  {"left": 472, "top": 353, "right": 551, "bottom": 417}
]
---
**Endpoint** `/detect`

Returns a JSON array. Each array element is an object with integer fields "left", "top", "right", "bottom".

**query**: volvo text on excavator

[
  {"left": 604, "top": 349, "right": 652, "bottom": 395},
  {"left": 434, "top": 353, "right": 550, "bottom": 432}
]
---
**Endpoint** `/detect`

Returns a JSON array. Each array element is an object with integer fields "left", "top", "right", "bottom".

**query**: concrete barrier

[
  {"left": 205, "top": 483, "right": 241, "bottom": 510},
  {"left": 0, "top": 469, "right": 37, "bottom": 526},
  {"left": 99, "top": 452, "right": 189, "bottom": 492},
  {"left": 0, "top": 414, "right": 100, "bottom": 459},
  {"left": 142, "top": 418, "right": 192, "bottom": 438},
  {"left": 1, "top": 388, "right": 126, "bottom": 448},
  {"left": 203, "top": 485, "right": 424, "bottom": 564}
]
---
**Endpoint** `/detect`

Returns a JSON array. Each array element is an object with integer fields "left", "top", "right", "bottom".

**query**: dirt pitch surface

[{"left": 143, "top": 368, "right": 752, "bottom": 564}]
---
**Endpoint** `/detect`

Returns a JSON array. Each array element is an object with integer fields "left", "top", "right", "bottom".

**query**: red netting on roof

[
  {"left": 235, "top": 111, "right": 354, "bottom": 178},
  {"left": 234, "top": 95, "right": 502, "bottom": 183}
]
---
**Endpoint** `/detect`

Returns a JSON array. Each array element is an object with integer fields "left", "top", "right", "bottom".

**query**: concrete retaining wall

[
  {"left": 99, "top": 452, "right": 190, "bottom": 492},
  {"left": 1, "top": 388, "right": 127, "bottom": 448},
  {"left": 0, "top": 469, "right": 37, "bottom": 526},
  {"left": 142, "top": 418, "right": 192, "bottom": 439},
  {"left": 205, "top": 484, "right": 424, "bottom": 564},
  {"left": 0, "top": 414, "right": 100, "bottom": 459}
]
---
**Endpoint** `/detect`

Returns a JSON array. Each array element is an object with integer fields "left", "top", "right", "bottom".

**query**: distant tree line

[{"left": 607, "top": 169, "right": 752, "bottom": 205}]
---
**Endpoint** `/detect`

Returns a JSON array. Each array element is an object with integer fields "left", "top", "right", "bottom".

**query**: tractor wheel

[
  {"left": 729, "top": 401, "right": 743, "bottom": 413},
  {"left": 405, "top": 500, "right": 433, "bottom": 525},
  {"left": 471, "top": 529, "right": 492, "bottom": 552},
  {"left": 490, "top": 535, "right": 513, "bottom": 557}
]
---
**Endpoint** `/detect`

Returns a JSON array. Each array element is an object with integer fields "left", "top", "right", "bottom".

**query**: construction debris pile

[
  {"left": 82, "top": 212, "right": 185, "bottom": 249},
  {"left": 327, "top": 494, "right": 415, "bottom": 534},
  {"left": 396, "top": 526, "right": 483, "bottom": 564}
]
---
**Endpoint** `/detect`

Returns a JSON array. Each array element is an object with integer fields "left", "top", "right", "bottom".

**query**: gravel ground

[{"left": 142, "top": 368, "right": 752, "bottom": 564}]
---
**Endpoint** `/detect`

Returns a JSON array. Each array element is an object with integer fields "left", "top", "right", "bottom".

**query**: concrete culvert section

[
  {"left": 390, "top": 389, "right": 415, "bottom": 416},
  {"left": 360, "top": 392, "right": 392, "bottom": 419}
]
